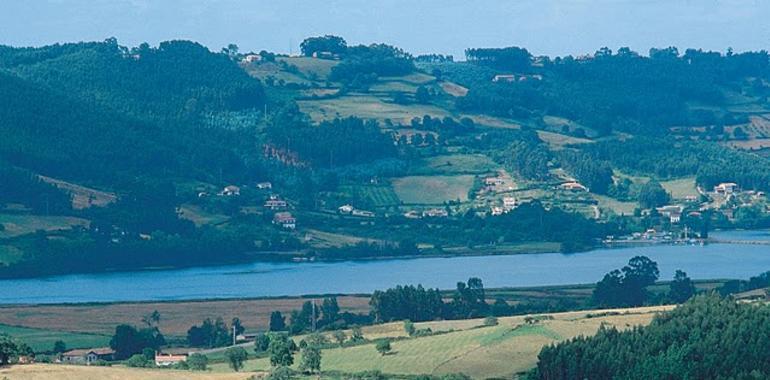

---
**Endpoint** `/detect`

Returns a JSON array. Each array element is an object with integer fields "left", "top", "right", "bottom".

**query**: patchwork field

[
  {"left": 298, "top": 94, "right": 452, "bottom": 124},
  {"left": 0, "top": 324, "right": 109, "bottom": 352},
  {"left": 209, "top": 305, "right": 673, "bottom": 378},
  {"left": 392, "top": 175, "right": 475, "bottom": 204},
  {"left": 0, "top": 214, "right": 90, "bottom": 239},
  {"left": 38, "top": 175, "right": 116, "bottom": 209}
]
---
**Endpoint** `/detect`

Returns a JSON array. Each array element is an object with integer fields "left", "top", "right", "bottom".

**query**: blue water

[{"left": 0, "top": 233, "right": 769, "bottom": 304}]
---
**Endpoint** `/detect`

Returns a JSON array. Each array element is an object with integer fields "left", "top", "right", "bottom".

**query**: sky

[{"left": 1, "top": 0, "right": 769, "bottom": 59}]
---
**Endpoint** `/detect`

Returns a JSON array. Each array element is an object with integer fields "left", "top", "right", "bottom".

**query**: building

[
  {"left": 312, "top": 51, "right": 340, "bottom": 60},
  {"left": 264, "top": 195, "right": 288, "bottom": 210},
  {"left": 60, "top": 348, "right": 115, "bottom": 365},
  {"left": 656, "top": 205, "right": 684, "bottom": 224},
  {"left": 714, "top": 182, "right": 739, "bottom": 194},
  {"left": 423, "top": 208, "right": 449, "bottom": 218},
  {"left": 492, "top": 74, "right": 517, "bottom": 83},
  {"left": 484, "top": 177, "right": 505, "bottom": 186},
  {"left": 242, "top": 54, "right": 262, "bottom": 63},
  {"left": 352, "top": 209, "right": 375, "bottom": 218},
  {"left": 220, "top": 185, "right": 240, "bottom": 197},
  {"left": 338, "top": 204, "right": 354, "bottom": 214},
  {"left": 155, "top": 352, "right": 188, "bottom": 367},
  {"left": 403, "top": 210, "right": 421, "bottom": 219},
  {"left": 503, "top": 196, "right": 517, "bottom": 210},
  {"left": 256, "top": 182, "right": 273, "bottom": 190},
  {"left": 273, "top": 212, "right": 296, "bottom": 229},
  {"left": 560, "top": 182, "right": 588, "bottom": 192},
  {"left": 491, "top": 206, "right": 504, "bottom": 216}
]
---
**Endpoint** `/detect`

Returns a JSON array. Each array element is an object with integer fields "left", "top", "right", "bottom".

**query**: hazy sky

[{"left": 1, "top": 0, "right": 769, "bottom": 58}]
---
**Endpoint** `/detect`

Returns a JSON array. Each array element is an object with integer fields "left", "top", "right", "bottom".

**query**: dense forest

[{"left": 531, "top": 294, "right": 770, "bottom": 380}]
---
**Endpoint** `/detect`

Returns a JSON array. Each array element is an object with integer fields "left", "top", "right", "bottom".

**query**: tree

[
  {"left": 593, "top": 256, "right": 659, "bottom": 307},
  {"left": 351, "top": 327, "right": 365, "bottom": 343},
  {"left": 321, "top": 297, "right": 340, "bottom": 325},
  {"left": 52, "top": 340, "right": 66, "bottom": 354},
  {"left": 267, "top": 366, "right": 294, "bottom": 380},
  {"left": 186, "top": 318, "right": 230, "bottom": 348},
  {"left": 254, "top": 333, "right": 271, "bottom": 353},
  {"left": 110, "top": 324, "right": 165, "bottom": 360},
  {"left": 300, "top": 35, "right": 347, "bottom": 57},
  {"left": 126, "top": 354, "right": 149, "bottom": 368},
  {"left": 403, "top": 320, "right": 416, "bottom": 336},
  {"left": 268, "top": 333, "right": 295, "bottom": 367},
  {"left": 187, "top": 353, "right": 209, "bottom": 371},
  {"left": 142, "top": 310, "right": 161, "bottom": 328},
  {"left": 225, "top": 346, "right": 248, "bottom": 372},
  {"left": 232, "top": 317, "right": 245, "bottom": 336},
  {"left": 669, "top": 270, "right": 696, "bottom": 303},
  {"left": 269, "top": 311, "right": 286, "bottom": 331},
  {"left": 375, "top": 339, "right": 392, "bottom": 356},
  {"left": 415, "top": 86, "right": 431, "bottom": 104},
  {"left": 0, "top": 334, "right": 20, "bottom": 365},
  {"left": 639, "top": 180, "right": 671, "bottom": 209},
  {"left": 298, "top": 344, "right": 322, "bottom": 373}
]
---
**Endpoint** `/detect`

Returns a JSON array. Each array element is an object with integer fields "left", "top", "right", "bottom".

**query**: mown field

[
  {"left": 0, "top": 365, "right": 252, "bottom": 380},
  {"left": 208, "top": 305, "right": 673, "bottom": 378},
  {"left": 392, "top": 175, "right": 475, "bottom": 204},
  {"left": 0, "top": 324, "right": 110, "bottom": 352}
]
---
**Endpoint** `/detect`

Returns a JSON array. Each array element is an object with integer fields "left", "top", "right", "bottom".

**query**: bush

[
  {"left": 375, "top": 339, "right": 391, "bottom": 356},
  {"left": 483, "top": 316, "right": 498, "bottom": 326},
  {"left": 187, "top": 353, "right": 208, "bottom": 371},
  {"left": 265, "top": 366, "right": 294, "bottom": 380},
  {"left": 125, "top": 354, "right": 150, "bottom": 368},
  {"left": 403, "top": 320, "right": 416, "bottom": 336}
]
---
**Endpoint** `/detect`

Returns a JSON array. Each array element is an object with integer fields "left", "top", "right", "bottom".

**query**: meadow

[
  {"left": 0, "top": 365, "right": 252, "bottom": 380},
  {"left": 0, "top": 214, "right": 90, "bottom": 239},
  {"left": 0, "top": 324, "right": 109, "bottom": 352},
  {"left": 391, "top": 175, "right": 475, "bottom": 204}
]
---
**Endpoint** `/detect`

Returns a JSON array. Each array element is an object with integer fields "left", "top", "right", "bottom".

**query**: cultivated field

[
  {"left": 536, "top": 130, "right": 593, "bottom": 150},
  {"left": 439, "top": 81, "right": 468, "bottom": 97},
  {"left": 0, "top": 324, "right": 109, "bottom": 352},
  {"left": 209, "top": 305, "right": 674, "bottom": 378},
  {"left": 0, "top": 364, "right": 252, "bottom": 380},
  {"left": 0, "top": 297, "right": 370, "bottom": 338},
  {"left": 298, "top": 94, "right": 452, "bottom": 124},
  {"left": 38, "top": 175, "right": 116, "bottom": 209},
  {"left": 179, "top": 204, "right": 231, "bottom": 227},
  {"left": 392, "top": 175, "right": 475, "bottom": 204},
  {"left": 280, "top": 56, "right": 338, "bottom": 80},
  {"left": 0, "top": 214, "right": 90, "bottom": 239}
]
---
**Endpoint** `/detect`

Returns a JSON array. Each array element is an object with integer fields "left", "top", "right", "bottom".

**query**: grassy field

[
  {"left": 392, "top": 175, "right": 475, "bottom": 204},
  {"left": 304, "top": 229, "right": 385, "bottom": 249},
  {"left": 178, "top": 204, "right": 231, "bottom": 227},
  {"left": 279, "top": 57, "right": 338, "bottom": 80},
  {"left": 439, "top": 81, "right": 468, "bottom": 97},
  {"left": 0, "top": 324, "right": 109, "bottom": 352},
  {"left": 37, "top": 175, "right": 116, "bottom": 209},
  {"left": 0, "top": 364, "right": 253, "bottom": 380},
  {"left": 0, "top": 245, "right": 24, "bottom": 265},
  {"left": 298, "top": 94, "right": 452, "bottom": 124},
  {"left": 536, "top": 130, "right": 593, "bottom": 150},
  {"left": 414, "top": 154, "right": 498, "bottom": 175},
  {"left": 209, "top": 305, "right": 673, "bottom": 378},
  {"left": 0, "top": 214, "right": 90, "bottom": 239},
  {"left": 0, "top": 297, "right": 370, "bottom": 338},
  {"left": 660, "top": 177, "right": 699, "bottom": 199},
  {"left": 593, "top": 194, "right": 638, "bottom": 216}
]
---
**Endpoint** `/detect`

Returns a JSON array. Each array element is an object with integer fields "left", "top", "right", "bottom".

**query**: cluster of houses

[
  {"left": 56, "top": 348, "right": 188, "bottom": 367},
  {"left": 403, "top": 208, "right": 449, "bottom": 219},
  {"left": 492, "top": 73, "right": 543, "bottom": 83},
  {"left": 490, "top": 196, "right": 517, "bottom": 216}
]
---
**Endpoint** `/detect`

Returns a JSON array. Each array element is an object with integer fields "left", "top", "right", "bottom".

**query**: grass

[
  {"left": 37, "top": 175, "right": 116, "bottom": 209},
  {"left": 356, "top": 185, "right": 401, "bottom": 207},
  {"left": 0, "top": 245, "right": 24, "bottom": 265},
  {"left": 391, "top": 175, "right": 475, "bottom": 204},
  {"left": 0, "top": 364, "right": 252, "bottom": 380},
  {"left": 660, "top": 177, "right": 699, "bottom": 199},
  {"left": 297, "top": 94, "right": 452, "bottom": 124},
  {"left": 209, "top": 305, "right": 671, "bottom": 378},
  {"left": 304, "top": 229, "right": 384, "bottom": 249},
  {"left": 0, "top": 214, "right": 90, "bottom": 239},
  {"left": 178, "top": 204, "right": 231, "bottom": 227},
  {"left": 593, "top": 194, "right": 638, "bottom": 216},
  {"left": 414, "top": 154, "right": 498, "bottom": 175},
  {"left": 537, "top": 130, "right": 593, "bottom": 150},
  {"left": 439, "top": 81, "right": 468, "bottom": 97},
  {"left": 0, "top": 324, "right": 110, "bottom": 353},
  {"left": 279, "top": 57, "right": 338, "bottom": 80}
]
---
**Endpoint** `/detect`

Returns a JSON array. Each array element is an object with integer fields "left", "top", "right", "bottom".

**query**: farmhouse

[
  {"left": 403, "top": 210, "right": 421, "bottom": 219},
  {"left": 219, "top": 185, "right": 240, "bottom": 197},
  {"left": 256, "top": 182, "right": 273, "bottom": 190},
  {"left": 484, "top": 177, "right": 505, "bottom": 186},
  {"left": 503, "top": 196, "right": 517, "bottom": 210},
  {"left": 60, "top": 348, "right": 115, "bottom": 365},
  {"left": 273, "top": 212, "right": 296, "bottom": 229},
  {"left": 312, "top": 51, "right": 340, "bottom": 60},
  {"left": 491, "top": 206, "right": 505, "bottom": 216},
  {"left": 155, "top": 352, "right": 188, "bottom": 367},
  {"left": 264, "top": 195, "right": 288, "bottom": 210},
  {"left": 423, "top": 208, "right": 449, "bottom": 218},
  {"left": 352, "top": 209, "right": 375, "bottom": 218},
  {"left": 656, "top": 205, "right": 684, "bottom": 223},
  {"left": 560, "top": 182, "right": 588, "bottom": 192},
  {"left": 338, "top": 204, "right": 354, "bottom": 214},
  {"left": 492, "top": 74, "right": 517, "bottom": 83},
  {"left": 714, "top": 182, "right": 739, "bottom": 194},
  {"left": 242, "top": 54, "right": 262, "bottom": 63}
]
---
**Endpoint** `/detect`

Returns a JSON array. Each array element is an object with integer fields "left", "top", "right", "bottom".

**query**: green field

[
  {"left": 298, "top": 94, "right": 452, "bottom": 124},
  {"left": 279, "top": 57, "right": 338, "bottom": 80},
  {"left": 209, "top": 306, "right": 670, "bottom": 378},
  {"left": 415, "top": 154, "right": 498, "bottom": 175},
  {"left": 0, "top": 245, "right": 24, "bottom": 265},
  {"left": 0, "top": 214, "right": 89, "bottom": 239},
  {"left": 392, "top": 175, "right": 475, "bottom": 204},
  {"left": 0, "top": 324, "right": 110, "bottom": 353},
  {"left": 660, "top": 177, "right": 699, "bottom": 199},
  {"left": 593, "top": 194, "right": 638, "bottom": 216}
]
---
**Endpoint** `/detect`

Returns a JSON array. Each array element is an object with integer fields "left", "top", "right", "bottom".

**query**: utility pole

[
  {"left": 232, "top": 325, "right": 237, "bottom": 346},
  {"left": 312, "top": 300, "right": 317, "bottom": 332}
]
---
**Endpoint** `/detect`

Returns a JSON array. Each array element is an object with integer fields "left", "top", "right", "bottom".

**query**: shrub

[{"left": 483, "top": 316, "right": 498, "bottom": 326}]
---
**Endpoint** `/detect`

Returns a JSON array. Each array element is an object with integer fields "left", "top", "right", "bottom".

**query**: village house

[
  {"left": 219, "top": 185, "right": 240, "bottom": 197},
  {"left": 656, "top": 205, "right": 684, "bottom": 224},
  {"left": 492, "top": 74, "right": 517, "bottom": 83},
  {"left": 714, "top": 182, "right": 739, "bottom": 194},
  {"left": 264, "top": 195, "right": 288, "bottom": 210},
  {"left": 560, "top": 182, "right": 588, "bottom": 192},
  {"left": 491, "top": 206, "right": 505, "bottom": 216},
  {"left": 403, "top": 210, "right": 421, "bottom": 219},
  {"left": 423, "top": 208, "right": 449, "bottom": 218},
  {"left": 312, "top": 51, "right": 340, "bottom": 60},
  {"left": 241, "top": 54, "right": 262, "bottom": 63},
  {"left": 60, "top": 348, "right": 115, "bottom": 365},
  {"left": 351, "top": 209, "right": 375, "bottom": 218},
  {"left": 273, "top": 212, "right": 296, "bottom": 229},
  {"left": 485, "top": 177, "right": 506, "bottom": 186},
  {"left": 256, "top": 182, "right": 273, "bottom": 190},
  {"left": 338, "top": 204, "right": 354, "bottom": 214},
  {"left": 155, "top": 352, "right": 188, "bottom": 367},
  {"left": 503, "top": 196, "right": 517, "bottom": 210}
]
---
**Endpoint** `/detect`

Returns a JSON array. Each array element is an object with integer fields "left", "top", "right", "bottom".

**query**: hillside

[{"left": 1, "top": 37, "right": 770, "bottom": 278}]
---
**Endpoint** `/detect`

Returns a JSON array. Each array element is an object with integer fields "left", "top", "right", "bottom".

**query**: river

[{"left": 0, "top": 230, "right": 768, "bottom": 304}]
